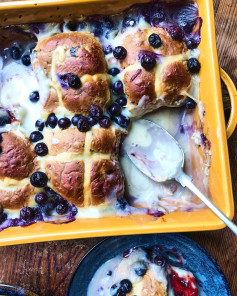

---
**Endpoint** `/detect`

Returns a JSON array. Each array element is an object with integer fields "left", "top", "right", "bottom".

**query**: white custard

[
  {"left": 87, "top": 248, "right": 168, "bottom": 296},
  {"left": 0, "top": 61, "right": 41, "bottom": 136}
]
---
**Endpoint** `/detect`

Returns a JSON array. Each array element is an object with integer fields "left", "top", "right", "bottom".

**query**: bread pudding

[
  {"left": 0, "top": 1, "right": 210, "bottom": 230},
  {"left": 88, "top": 246, "right": 199, "bottom": 296}
]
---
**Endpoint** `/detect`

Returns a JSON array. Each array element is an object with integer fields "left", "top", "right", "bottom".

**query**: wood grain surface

[{"left": 0, "top": 0, "right": 236, "bottom": 295}]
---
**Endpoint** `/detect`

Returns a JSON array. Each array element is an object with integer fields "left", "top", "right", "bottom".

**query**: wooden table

[{"left": 0, "top": 0, "right": 236, "bottom": 295}]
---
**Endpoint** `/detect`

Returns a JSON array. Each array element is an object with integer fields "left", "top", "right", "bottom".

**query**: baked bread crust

[
  {"left": 120, "top": 27, "right": 192, "bottom": 116},
  {"left": 32, "top": 32, "right": 110, "bottom": 115},
  {"left": 128, "top": 270, "right": 167, "bottom": 296},
  {"left": 0, "top": 132, "right": 37, "bottom": 180}
]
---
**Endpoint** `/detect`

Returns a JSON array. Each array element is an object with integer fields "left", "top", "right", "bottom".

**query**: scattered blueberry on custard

[{"left": 0, "top": 0, "right": 210, "bottom": 231}]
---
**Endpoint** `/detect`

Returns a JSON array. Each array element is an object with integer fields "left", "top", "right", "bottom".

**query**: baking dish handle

[{"left": 220, "top": 67, "right": 237, "bottom": 139}]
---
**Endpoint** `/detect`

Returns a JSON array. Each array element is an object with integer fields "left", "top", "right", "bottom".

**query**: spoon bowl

[
  {"left": 123, "top": 119, "right": 237, "bottom": 235},
  {"left": 123, "top": 119, "right": 184, "bottom": 182}
]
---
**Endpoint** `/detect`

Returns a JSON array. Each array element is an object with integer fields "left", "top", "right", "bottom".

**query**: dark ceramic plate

[
  {"left": 66, "top": 233, "right": 231, "bottom": 296},
  {"left": 0, "top": 284, "right": 38, "bottom": 296}
]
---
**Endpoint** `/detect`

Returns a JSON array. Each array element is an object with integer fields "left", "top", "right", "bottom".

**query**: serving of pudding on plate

[
  {"left": 87, "top": 245, "right": 199, "bottom": 296},
  {"left": 0, "top": 0, "right": 210, "bottom": 231}
]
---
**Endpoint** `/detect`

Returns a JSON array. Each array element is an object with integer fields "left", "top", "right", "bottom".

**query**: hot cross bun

[
  {"left": 0, "top": 131, "right": 38, "bottom": 209},
  {"left": 32, "top": 32, "right": 110, "bottom": 116},
  {"left": 30, "top": 32, "right": 125, "bottom": 208},
  {"left": 120, "top": 27, "right": 192, "bottom": 117}
]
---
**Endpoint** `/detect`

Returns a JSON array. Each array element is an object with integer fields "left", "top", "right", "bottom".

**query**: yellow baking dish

[{"left": 0, "top": 0, "right": 236, "bottom": 246}]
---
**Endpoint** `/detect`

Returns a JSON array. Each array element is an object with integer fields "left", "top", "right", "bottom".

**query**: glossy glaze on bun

[
  {"left": 120, "top": 27, "right": 192, "bottom": 117},
  {"left": 32, "top": 32, "right": 110, "bottom": 115}
]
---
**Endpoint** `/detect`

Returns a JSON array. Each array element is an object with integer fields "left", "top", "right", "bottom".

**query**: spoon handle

[{"left": 177, "top": 172, "right": 237, "bottom": 235}]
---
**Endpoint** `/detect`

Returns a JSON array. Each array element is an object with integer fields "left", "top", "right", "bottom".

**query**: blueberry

[
  {"left": 123, "top": 16, "right": 136, "bottom": 27},
  {"left": 110, "top": 284, "right": 121, "bottom": 296},
  {"left": 167, "top": 25, "right": 184, "bottom": 41},
  {"left": 0, "top": 212, "right": 7, "bottom": 224},
  {"left": 20, "top": 207, "right": 35, "bottom": 221},
  {"left": 70, "top": 205, "right": 78, "bottom": 217},
  {"left": 44, "top": 186, "right": 57, "bottom": 196},
  {"left": 152, "top": 9, "right": 166, "bottom": 26},
  {"left": 77, "top": 116, "right": 90, "bottom": 132},
  {"left": 30, "top": 171, "right": 48, "bottom": 188},
  {"left": 0, "top": 147, "right": 2, "bottom": 154},
  {"left": 187, "top": 58, "right": 201, "bottom": 74},
  {"left": 113, "top": 115, "right": 130, "bottom": 129},
  {"left": 135, "top": 266, "right": 147, "bottom": 276},
  {"left": 108, "top": 68, "right": 120, "bottom": 77},
  {"left": 70, "top": 47, "right": 78, "bottom": 57},
  {"left": 35, "top": 119, "right": 45, "bottom": 131},
  {"left": 148, "top": 33, "right": 162, "bottom": 48},
  {"left": 34, "top": 142, "right": 48, "bottom": 156},
  {"left": 89, "top": 105, "right": 103, "bottom": 119},
  {"left": 111, "top": 80, "right": 124, "bottom": 95},
  {"left": 0, "top": 134, "right": 2, "bottom": 143},
  {"left": 56, "top": 202, "right": 69, "bottom": 215},
  {"left": 104, "top": 45, "right": 113, "bottom": 55},
  {"left": 77, "top": 21, "right": 87, "bottom": 30},
  {"left": 88, "top": 116, "right": 98, "bottom": 126},
  {"left": 21, "top": 55, "right": 31, "bottom": 66},
  {"left": 107, "top": 270, "right": 112, "bottom": 276},
  {"left": 133, "top": 262, "right": 147, "bottom": 276},
  {"left": 44, "top": 203, "right": 55, "bottom": 216},
  {"left": 72, "top": 114, "right": 82, "bottom": 126},
  {"left": 141, "top": 54, "right": 156, "bottom": 70},
  {"left": 10, "top": 45, "right": 22, "bottom": 60},
  {"left": 108, "top": 103, "right": 122, "bottom": 116},
  {"left": 186, "top": 39, "right": 199, "bottom": 50},
  {"left": 0, "top": 114, "right": 10, "bottom": 127},
  {"left": 91, "top": 21, "right": 104, "bottom": 37},
  {"left": 120, "top": 279, "right": 132, "bottom": 293},
  {"left": 58, "top": 117, "right": 71, "bottom": 129},
  {"left": 116, "top": 97, "right": 127, "bottom": 107},
  {"left": 185, "top": 98, "right": 197, "bottom": 109},
  {"left": 116, "top": 197, "right": 128, "bottom": 210},
  {"left": 46, "top": 113, "right": 58, "bottom": 128},
  {"left": 153, "top": 255, "right": 166, "bottom": 267},
  {"left": 115, "top": 291, "right": 125, "bottom": 296},
  {"left": 113, "top": 46, "right": 127, "bottom": 60},
  {"left": 103, "top": 17, "right": 114, "bottom": 29},
  {"left": 68, "top": 74, "right": 81, "bottom": 89},
  {"left": 99, "top": 116, "right": 111, "bottom": 129},
  {"left": 180, "top": 21, "right": 195, "bottom": 34},
  {"left": 35, "top": 192, "right": 48, "bottom": 205},
  {"left": 29, "top": 91, "right": 40, "bottom": 103},
  {"left": 66, "top": 20, "right": 79, "bottom": 31},
  {"left": 29, "top": 131, "right": 43, "bottom": 143}
]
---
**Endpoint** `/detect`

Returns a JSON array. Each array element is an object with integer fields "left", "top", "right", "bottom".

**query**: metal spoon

[{"left": 123, "top": 119, "right": 237, "bottom": 235}]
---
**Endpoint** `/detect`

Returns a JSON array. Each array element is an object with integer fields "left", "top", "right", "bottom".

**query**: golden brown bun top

[
  {"left": 120, "top": 27, "right": 192, "bottom": 117},
  {"left": 0, "top": 132, "right": 38, "bottom": 210},
  {"left": 0, "top": 132, "right": 37, "bottom": 180},
  {"left": 32, "top": 32, "right": 110, "bottom": 115},
  {"left": 121, "top": 27, "right": 187, "bottom": 69},
  {"left": 33, "top": 32, "right": 107, "bottom": 76},
  {"left": 43, "top": 126, "right": 125, "bottom": 207}
]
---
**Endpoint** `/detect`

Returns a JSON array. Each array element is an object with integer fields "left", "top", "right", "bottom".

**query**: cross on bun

[
  {"left": 0, "top": 132, "right": 38, "bottom": 209},
  {"left": 32, "top": 32, "right": 110, "bottom": 115},
  {"left": 120, "top": 27, "right": 192, "bottom": 117}
]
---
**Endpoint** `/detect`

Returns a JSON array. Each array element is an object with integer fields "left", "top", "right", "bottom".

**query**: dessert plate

[
  {"left": 66, "top": 233, "right": 231, "bottom": 296},
  {"left": 0, "top": 284, "right": 38, "bottom": 296}
]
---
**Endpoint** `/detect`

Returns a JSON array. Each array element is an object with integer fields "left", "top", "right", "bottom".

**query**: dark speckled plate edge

[
  {"left": 0, "top": 284, "right": 38, "bottom": 296},
  {"left": 66, "top": 233, "right": 231, "bottom": 296}
]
